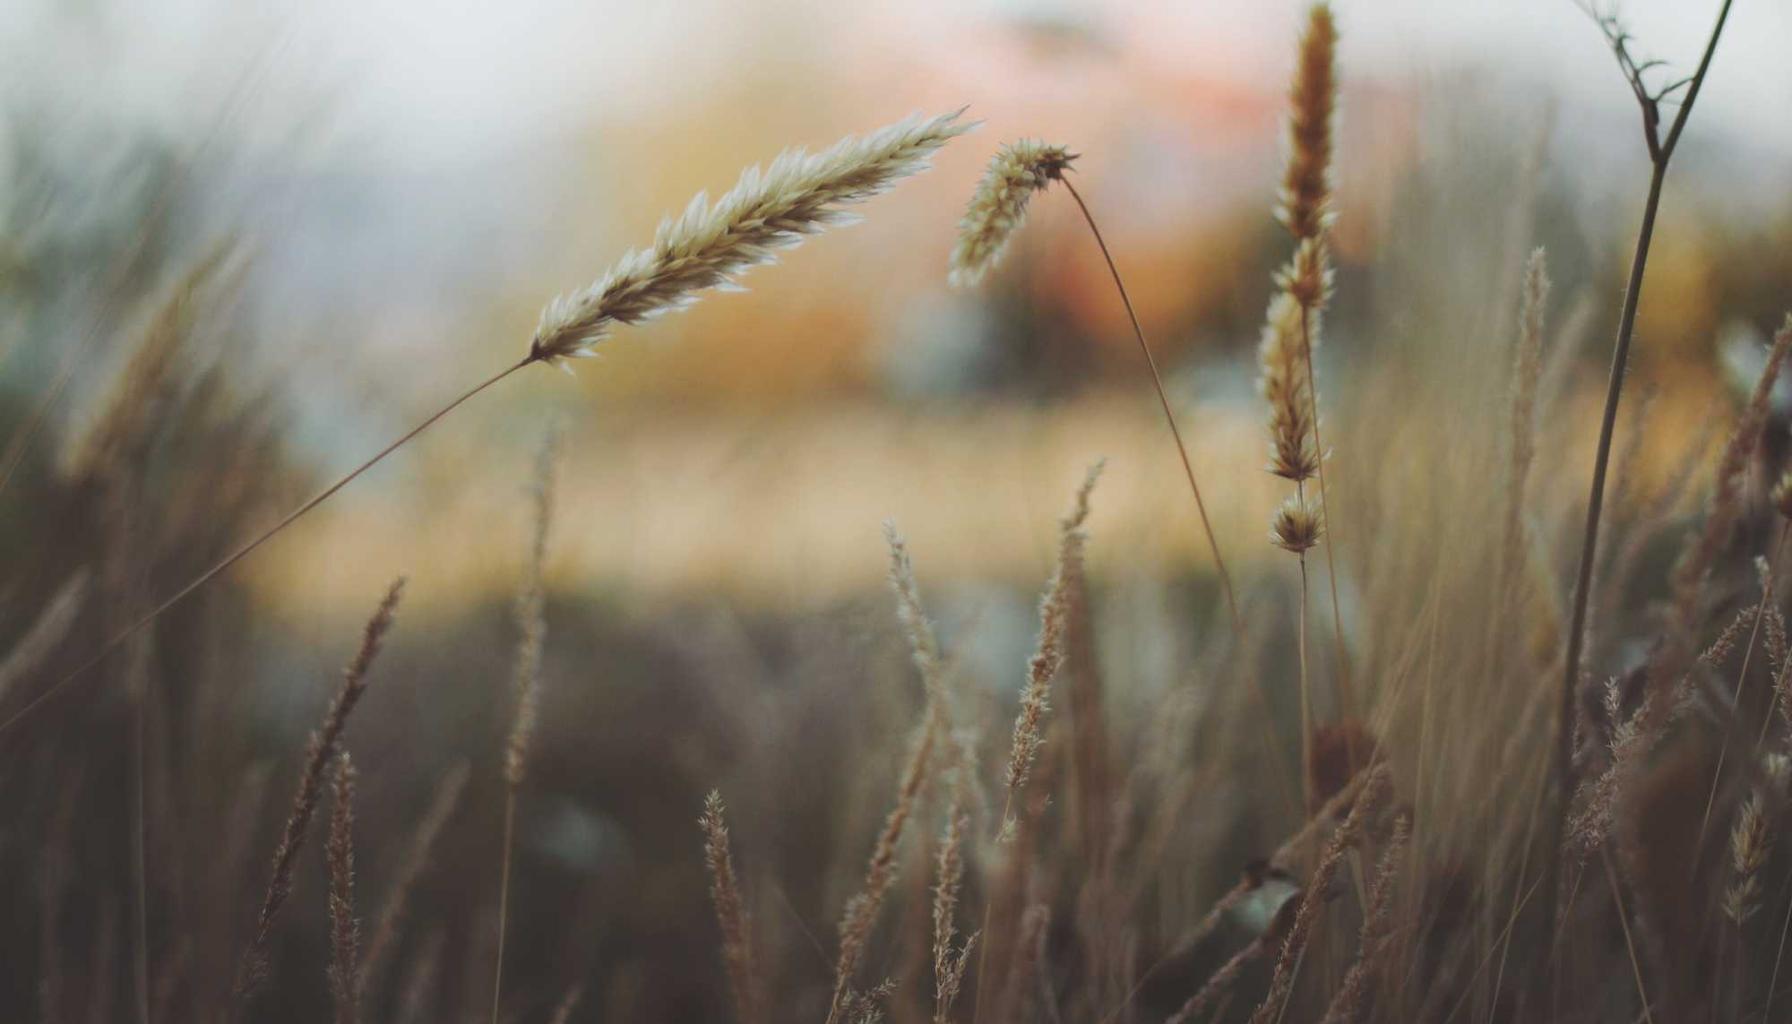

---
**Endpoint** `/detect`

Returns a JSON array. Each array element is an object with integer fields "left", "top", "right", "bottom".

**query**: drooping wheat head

[{"left": 946, "top": 140, "right": 1075, "bottom": 287}]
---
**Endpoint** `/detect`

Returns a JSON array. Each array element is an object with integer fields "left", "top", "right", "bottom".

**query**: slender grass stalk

[
  {"left": 1548, "top": 0, "right": 1735, "bottom": 951},
  {"left": 1058, "top": 179, "right": 1241, "bottom": 634}
]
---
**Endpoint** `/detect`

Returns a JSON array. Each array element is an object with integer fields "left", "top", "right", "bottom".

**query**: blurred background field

[{"left": 4, "top": 0, "right": 1792, "bottom": 1021}]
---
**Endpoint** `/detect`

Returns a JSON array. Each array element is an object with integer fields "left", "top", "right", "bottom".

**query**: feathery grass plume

[
  {"left": 1002, "top": 460, "right": 1104, "bottom": 811},
  {"left": 361, "top": 760, "right": 471, "bottom": 993},
  {"left": 884, "top": 524, "right": 955, "bottom": 745},
  {"left": 492, "top": 429, "right": 560, "bottom": 1024},
  {"left": 1249, "top": 764, "right": 1390, "bottom": 1024},
  {"left": 1271, "top": 495, "right": 1324, "bottom": 555},
  {"left": 1318, "top": 814, "right": 1409, "bottom": 1024},
  {"left": 532, "top": 110, "right": 972, "bottom": 366},
  {"left": 1259, "top": 294, "right": 1320, "bottom": 483},
  {"left": 946, "top": 140, "right": 1074, "bottom": 287},
  {"left": 700, "top": 791, "right": 761, "bottom": 1024},
  {"left": 1278, "top": 3, "right": 1337, "bottom": 242},
  {"left": 235, "top": 578, "right": 404, "bottom": 1004},
  {"left": 326, "top": 753, "right": 362, "bottom": 1024}
]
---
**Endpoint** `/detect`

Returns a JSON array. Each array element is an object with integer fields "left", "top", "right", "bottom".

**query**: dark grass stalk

[
  {"left": 1058, "top": 178, "right": 1241, "bottom": 636},
  {"left": 1, "top": 355, "right": 536, "bottom": 739},
  {"left": 327, "top": 754, "right": 362, "bottom": 1024},
  {"left": 1549, "top": 0, "right": 1735, "bottom": 953},
  {"left": 235, "top": 578, "right": 405, "bottom": 1008}
]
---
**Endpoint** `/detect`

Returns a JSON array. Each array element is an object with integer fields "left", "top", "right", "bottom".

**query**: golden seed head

[
  {"left": 948, "top": 140, "right": 1077, "bottom": 288},
  {"left": 1271, "top": 496, "right": 1324, "bottom": 554}
]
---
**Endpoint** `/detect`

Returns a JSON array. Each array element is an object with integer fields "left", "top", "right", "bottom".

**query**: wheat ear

[{"left": 5, "top": 111, "right": 970, "bottom": 739}]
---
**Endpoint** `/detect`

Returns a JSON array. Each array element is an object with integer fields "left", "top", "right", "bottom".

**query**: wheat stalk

[{"left": 5, "top": 110, "right": 970, "bottom": 738}]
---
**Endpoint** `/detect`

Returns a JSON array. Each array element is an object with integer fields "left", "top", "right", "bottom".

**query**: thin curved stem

[
  {"left": 1549, "top": 0, "right": 1733, "bottom": 964},
  {"left": 1059, "top": 178, "right": 1241, "bottom": 636},
  {"left": 0, "top": 353, "right": 540, "bottom": 738}
]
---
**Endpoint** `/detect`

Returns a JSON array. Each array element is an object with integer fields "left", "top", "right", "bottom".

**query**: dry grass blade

[
  {"left": 234, "top": 577, "right": 405, "bottom": 1005},
  {"left": 0, "top": 570, "right": 88, "bottom": 704},
  {"left": 1318, "top": 815, "right": 1409, "bottom": 1024}
]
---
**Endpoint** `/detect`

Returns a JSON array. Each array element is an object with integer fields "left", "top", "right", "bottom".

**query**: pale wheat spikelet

[
  {"left": 1318, "top": 814, "right": 1410, "bottom": 1024},
  {"left": 531, "top": 110, "right": 972, "bottom": 365},
  {"left": 700, "top": 791, "right": 761, "bottom": 1024},
  {"left": 326, "top": 753, "right": 362, "bottom": 1024},
  {"left": 1258, "top": 293, "right": 1319, "bottom": 483},
  {"left": 1002, "top": 461, "right": 1104, "bottom": 807},
  {"left": 236, "top": 578, "right": 405, "bottom": 1003},
  {"left": 361, "top": 761, "right": 471, "bottom": 992},
  {"left": 1278, "top": 2, "right": 1338, "bottom": 242},
  {"left": 946, "top": 140, "right": 1075, "bottom": 287},
  {"left": 1249, "top": 764, "right": 1390, "bottom": 1024},
  {"left": 1271, "top": 495, "right": 1324, "bottom": 554},
  {"left": 1276, "top": 235, "right": 1334, "bottom": 313}
]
